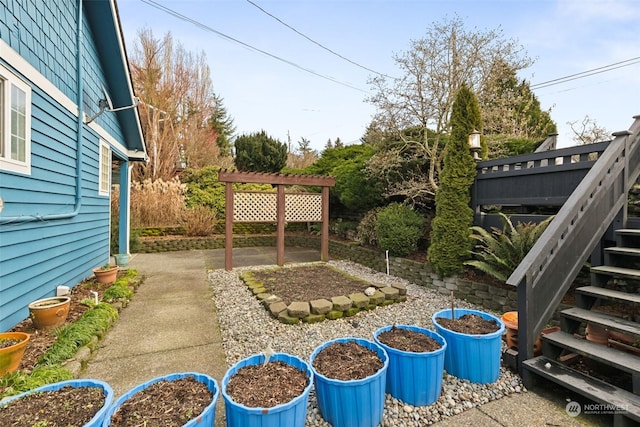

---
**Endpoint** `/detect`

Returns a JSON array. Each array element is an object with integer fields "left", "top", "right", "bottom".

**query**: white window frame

[
  {"left": 98, "top": 140, "right": 111, "bottom": 196},
  {"left": 0, "top": 63, "right": 32, "bottom": 175}
]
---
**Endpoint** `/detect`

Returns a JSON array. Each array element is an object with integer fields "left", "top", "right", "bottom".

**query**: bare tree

[
  {"left": 367, "top": 15, "right": 532, "bottom": 207},
  {"left": 568, "top": 115, "right": 610, "bottom": 145},
  {"left": 129, "top": 29, "right": 231, "bottom": 180}
]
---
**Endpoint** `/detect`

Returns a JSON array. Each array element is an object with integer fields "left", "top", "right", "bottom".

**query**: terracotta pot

[
  {"left": 28, "top": 296, "right": 71, "bottom": 330},
  {"left": 585, "top": 324, "right": 609, "bottom": 346},
  {"left": 93, "top": 265, "right": 118, "bottom": 284},
  {"left": 0, "top": 332, "right": 30, "bottom": 376},
  {"left": 500, "top": 311, "right": 559, "bottom": 356}
]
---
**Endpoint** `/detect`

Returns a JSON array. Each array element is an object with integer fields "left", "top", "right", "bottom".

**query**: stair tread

[
  {"left": 561, "top": 307, "right": 640, "bottom": 336},
  {"left": 615, "top": 228, "right": 640, "bottom": 236},
  {"left": 591, "top": 265, "right": 640, "bottom": 279},
  {"left": 523, "top": 357, "right": 640, "bottom": 420},
  {"left": 605, "top": 246, "right": 640, "bottom": 256},
  {"left": 576, "top": 285, "right": 640, "bottom": 304},
  {"left": 542, "top": 330, "right": 640, "bottom": 375}
]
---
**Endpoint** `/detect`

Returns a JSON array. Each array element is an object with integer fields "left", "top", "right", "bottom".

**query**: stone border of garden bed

[{"left": 240, "top": 270, "right": 407, "bottom": 324}]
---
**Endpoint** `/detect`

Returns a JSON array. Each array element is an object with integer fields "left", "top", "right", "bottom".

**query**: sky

[{"left": 116, "top": 0, "right": 640, "bottom": 152}]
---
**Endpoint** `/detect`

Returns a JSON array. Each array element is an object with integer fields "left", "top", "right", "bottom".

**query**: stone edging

[
  {"left": 239, "top": 268, "right": 407, "bottom": 324},
  {"left": 63, "top": 273, "right": 142, "bottom": 377}
]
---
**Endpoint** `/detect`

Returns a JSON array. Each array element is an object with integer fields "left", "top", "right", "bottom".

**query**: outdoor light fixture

[
  {"left": 85, "top": 84, "right": 140, "bottom": 124},
  {"left": 468, "top": 129, "right": 481, "bottom": 161}
]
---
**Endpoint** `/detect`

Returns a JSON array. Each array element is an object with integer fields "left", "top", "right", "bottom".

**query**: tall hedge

[{"left": 428, "top": 84, "right": 481, "bottom": 276}]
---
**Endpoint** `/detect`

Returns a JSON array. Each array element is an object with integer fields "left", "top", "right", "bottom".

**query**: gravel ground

[{"left": 208, "top": 260, "right": 525, "bottom": 426}]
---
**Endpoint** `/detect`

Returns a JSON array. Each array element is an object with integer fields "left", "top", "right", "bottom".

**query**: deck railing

[
  {"left": 472, "top": 141, "right": 610, "bottom": 230},
  {"left": 505, "top": 115, "right": 640, "bottom": 368}
]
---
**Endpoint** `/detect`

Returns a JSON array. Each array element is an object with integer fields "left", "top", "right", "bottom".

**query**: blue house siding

[{"left": 0, "top": 0, "right": 145, "bottom": 330}]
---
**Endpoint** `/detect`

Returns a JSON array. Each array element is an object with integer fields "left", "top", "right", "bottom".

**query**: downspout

[{"left": 0, "top": 0, "right": 83, "bottom": 224}]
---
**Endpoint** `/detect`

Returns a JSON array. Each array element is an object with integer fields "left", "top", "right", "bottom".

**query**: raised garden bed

[{"left": 239, "top": 264, "right": 407, "bottom": 324}]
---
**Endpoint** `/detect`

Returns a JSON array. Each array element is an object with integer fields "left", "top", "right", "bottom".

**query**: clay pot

[
  {"left": 93, "top": 265, "right": 118, "bottom": 284},
  {"left": 0, "top": 332, "right": 30, "bottom": 376},
  {"left": 500, "top": 311, "right": 560, "bottom": 356},
  {"left": 585, "top": 324, "right": 609, "bottom": 346},
  {"left": 501, "top": 311, "right": 519, "bottom": 349},
  {"left": 28, "top": 296, "right": 71, "bottom": 330}
]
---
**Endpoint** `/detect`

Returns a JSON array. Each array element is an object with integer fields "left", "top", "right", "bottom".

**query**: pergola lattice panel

[{"left": 234, "top": 192, "right": 322, "bottom": 222}]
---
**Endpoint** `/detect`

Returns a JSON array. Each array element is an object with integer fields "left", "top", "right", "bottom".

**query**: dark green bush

[
  {"left": 375, "top": 203, "right": 424, "bottom": 256},
  {"left": 234, "top": 130, "right": 287, "bottom": 172}
]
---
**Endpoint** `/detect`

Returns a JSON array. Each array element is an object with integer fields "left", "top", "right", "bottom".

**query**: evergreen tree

[
  {"left": 428, "top": 84, "right": 481, "bottom": 276},
  {"left": 297, "top": 137, "right": 312, "bottom": 155},
  {"left": 209, "top": 94, "right": 235, "bottom": 157},
  {"left": 480, "top": 59, "right": 556, "bottom": 142},
  {"left": 234, "top": 130, "right": 287, "bottom": 172}
]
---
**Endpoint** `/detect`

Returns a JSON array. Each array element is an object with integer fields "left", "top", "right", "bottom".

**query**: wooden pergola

[{"left": 218, "top": 170, "right": 336, "bottom": 270}]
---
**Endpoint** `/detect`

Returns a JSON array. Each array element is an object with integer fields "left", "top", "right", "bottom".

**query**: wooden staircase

[{"left": 522, "top": 228, "right": 640, "bottom": 426}]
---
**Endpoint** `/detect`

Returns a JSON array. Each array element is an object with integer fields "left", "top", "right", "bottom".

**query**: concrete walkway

[{"left": 83, "top": 248, "right": 609, "bottom": 427}]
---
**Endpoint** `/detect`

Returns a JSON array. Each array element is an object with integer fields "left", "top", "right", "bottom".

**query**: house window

[
  {"left": 0, "top": 63, "right": 31, "bottom": 174},
  {"left": 99, "top": 141, "right": 110, "bottom": 196}
]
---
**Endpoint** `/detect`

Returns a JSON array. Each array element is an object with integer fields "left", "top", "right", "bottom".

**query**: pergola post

[
  {"left": 225, "top": 182, "right": 234, "bottom": 271},
  {"left": 321, "top": 186, "right": 330, "bottom": 261},
  {"left": 276, "top": 184, "right": 285, "bottom": 266}
]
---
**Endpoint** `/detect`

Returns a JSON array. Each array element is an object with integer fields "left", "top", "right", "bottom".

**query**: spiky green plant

[
  {"left": 0, "top": 365, "right": 73, "bottom": 398},
  {"left": 465, "top": 213, "right": 554, "bottom": 282}
]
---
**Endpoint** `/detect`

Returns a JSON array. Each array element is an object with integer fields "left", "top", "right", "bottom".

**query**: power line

[
  {"left": 530, "top": 57, "right": 640, "bottom": 89},
  {"left": 139, "top": 0, "right": 369, "bottom": 93},
  {"left": 244, "top": 0, "right": 393, "bottom": 79}
]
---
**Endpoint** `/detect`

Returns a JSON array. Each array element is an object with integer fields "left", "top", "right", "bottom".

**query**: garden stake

[{"left": 450, "top": 291, "right": 455, "bottom": 320}]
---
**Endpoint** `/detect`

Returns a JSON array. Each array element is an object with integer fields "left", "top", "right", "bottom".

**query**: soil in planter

[
  {"left": 436, "top": 313, "right": 500, "bottom": 334},
  {"left": 313, "top": 341, "right": 383, "bottom": 381},
  {"left": 226, "top": 361, "right": 309, "bottom": 408},
  {"left": 109, "top": 377, "right": 212, "bottom": 427},
  {"left": 0, "top": 385, "right": 105, "bottom": 426},
  {"left": 0, "top": 338, "right": 23, "bottom": 349},
  {"left": 377, "top": 327, "right": 442, "bottom": 352}
]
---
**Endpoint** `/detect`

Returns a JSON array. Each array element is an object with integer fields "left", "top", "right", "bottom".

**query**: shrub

[
  {"left": 304, "top": 144, "right": 383, "bottom": 214},
  {"left": 181, "top": 165, "right": 272, "bottom": 215},
  {"left": 375, "top": 203, "right": 424, "bottom": 256},
  {"left": 234, "top": 130, "right": 287, "bottom": 172},
  {"left": 357, "top": 207, "right": 382, "bottom": 245},
  {"left": 465, "top": 213, "right": 554, "bottom": 281},
  {"left": 181, "top": 205, "right": 217, "bottom": 236}
]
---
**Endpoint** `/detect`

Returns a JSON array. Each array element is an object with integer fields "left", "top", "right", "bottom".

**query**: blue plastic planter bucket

[
  {"left": 373, "top": 325, "right": 446, "bottom": 406},
  {"left": 102, "top": 372, "right": 219, "bottom": 426},
  {"left": 432, "top": 308, "right": 505, "bottom": 384},
  {"left": 1, "top": 379, "right": 113, "bottom": 427},
  {"left": 222, "top": 353, "right": 313, "bottom": 427},
  {"left": 309, "top": 337, "right": 388, "bottom": 427}
]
